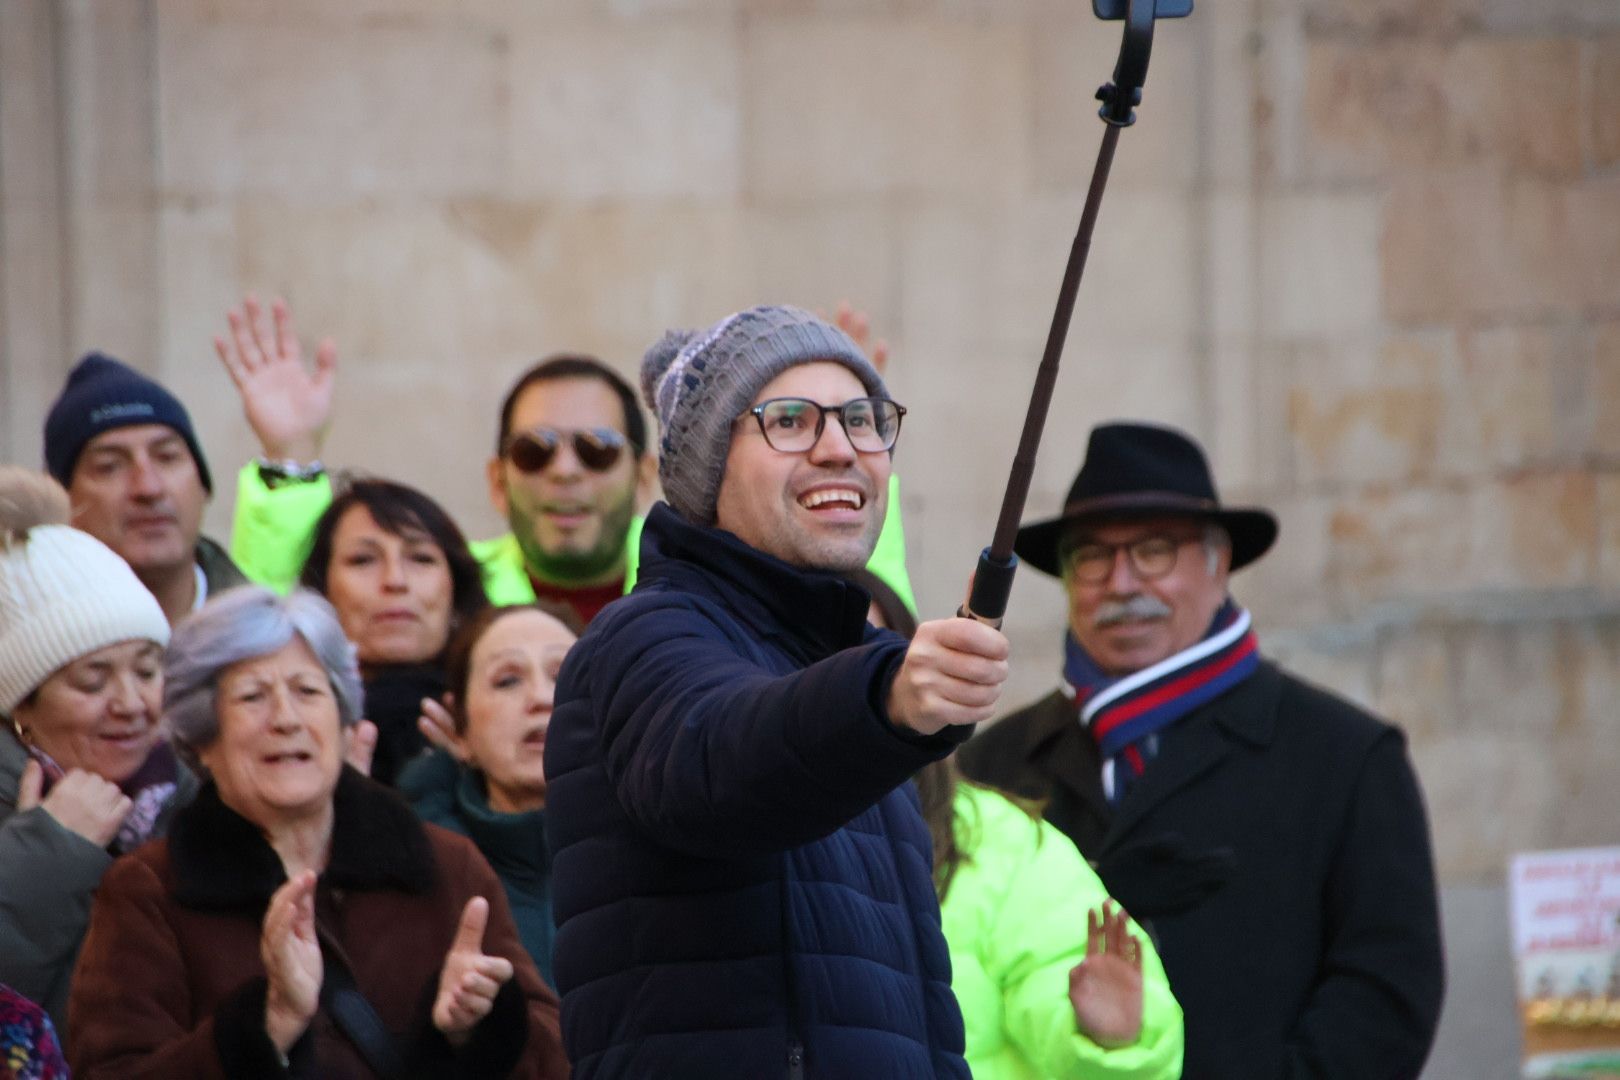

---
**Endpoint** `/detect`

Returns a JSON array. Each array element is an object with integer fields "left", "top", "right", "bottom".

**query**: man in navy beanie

[{"left": 43, "top": 352, "right": 245, "bottom": 623}]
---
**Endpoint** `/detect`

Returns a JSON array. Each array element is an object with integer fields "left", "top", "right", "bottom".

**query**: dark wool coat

[
  {"left": 545, "top": 503, "right": 972, "bottom": 1080},
  {"left": 957, "top": 661, "right": 1445, "bottom": 1080},
  {"left": 66, "top": 767, "right": 567, "bottom": 1080}
]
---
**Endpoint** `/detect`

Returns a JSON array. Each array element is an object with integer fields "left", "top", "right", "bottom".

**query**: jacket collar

[
  {"left": 1017, "top": 663, "right": 1285, "bottom": 843},
  {"left": 636, "top": 502, "right": 873, "bottom": 662},
  {"left": 1102, "top": 662, "right": 1284, "bottom": 846},
  {"left": 168, "top": 766, "right": 437, "bottom": 910},
  {"left": 194, "top": 534, "right": 247, "bottom": 593},
  {"left": 453, "top": 770, "right": 550, "bottom": 884}
]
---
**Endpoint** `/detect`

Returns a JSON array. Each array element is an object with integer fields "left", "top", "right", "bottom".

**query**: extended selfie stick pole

[{"left": 960, "top": 0, "right": 1192, "bottom": 627}]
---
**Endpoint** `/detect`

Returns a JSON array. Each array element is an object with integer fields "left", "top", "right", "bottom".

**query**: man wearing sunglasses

[
  {"left": 546, "top": 305, "right": 1009, "bottom": 1079},
  {"left": 216, "top": 296, "right": 656, "bottom": 628},
  {"left": 482, "top": 353, "right": 657, "bottom": 624},
  {"left": 219, "top": 297, "right": 916, "bottom": 630},
  {"left": 956, "top": 422, "right": 1445, "bottom": 1080}
]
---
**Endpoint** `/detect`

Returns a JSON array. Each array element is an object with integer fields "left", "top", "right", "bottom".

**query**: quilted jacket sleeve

[{"left": 581, "top": 598, "right": 964, "bottom": 858}]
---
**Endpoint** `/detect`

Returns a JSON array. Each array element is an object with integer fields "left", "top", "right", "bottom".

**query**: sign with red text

[{"left": 1510, "top": 846, "right": 1620, "bottom": 1079}]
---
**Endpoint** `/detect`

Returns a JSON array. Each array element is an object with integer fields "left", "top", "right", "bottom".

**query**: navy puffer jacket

[{"left": 546, "top": 503, "right": 971, "bottom": 1080}]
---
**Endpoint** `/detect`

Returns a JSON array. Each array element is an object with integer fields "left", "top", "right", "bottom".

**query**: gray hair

[
  {"left": 1202, "top": 522, "right": 1231, "bottom": 576},
  {"left": 164, "top": 586, "right": 363, "bottom": 768}
]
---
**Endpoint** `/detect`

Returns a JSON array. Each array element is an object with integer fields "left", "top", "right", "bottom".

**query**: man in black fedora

[{"left": 957, "top": 421, "right": 1445, "bottom": 1080}]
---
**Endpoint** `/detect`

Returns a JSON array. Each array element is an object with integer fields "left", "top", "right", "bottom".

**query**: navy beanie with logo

[{"left": 43, "top": 352, "right": 213, "bottom": 493}]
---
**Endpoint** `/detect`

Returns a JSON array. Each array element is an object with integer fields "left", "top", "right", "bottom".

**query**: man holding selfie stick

[{"left": 545, "top": 305, "right": 1009, "bottom": 1079}]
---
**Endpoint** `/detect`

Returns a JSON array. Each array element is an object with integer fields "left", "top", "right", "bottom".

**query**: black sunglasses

[{"left": 503, "top": 427, "right": 627, "bottom": 474}]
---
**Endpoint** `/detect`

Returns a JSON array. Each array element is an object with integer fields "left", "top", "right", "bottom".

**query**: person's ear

[{"left": 485, "top": 456, "right": 509, "bottom": 518}]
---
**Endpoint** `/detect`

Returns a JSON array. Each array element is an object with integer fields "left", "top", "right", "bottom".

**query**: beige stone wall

[{"left": 3, "top": 1, "right": 1617, "bottom": 898}]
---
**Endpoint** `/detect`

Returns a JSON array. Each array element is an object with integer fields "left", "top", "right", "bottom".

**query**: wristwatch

[{"left": 256, "top": 457, "right": 326, "bottom": 489}]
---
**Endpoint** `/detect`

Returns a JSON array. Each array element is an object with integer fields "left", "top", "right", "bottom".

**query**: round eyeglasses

[
  {"left": 743, "top": 397, "right": 906, "bottom": 454},
  {"left": 1060, "top": 533, "right": 1203, "bottom": 584}
]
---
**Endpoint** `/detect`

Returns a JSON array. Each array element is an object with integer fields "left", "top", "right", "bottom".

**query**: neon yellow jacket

[
  {"left": 229, "top": 465, "right": 917, "bottom": 611},
  {"left": 944, "top": 784, "right": 1184, "bottom": 1080}
]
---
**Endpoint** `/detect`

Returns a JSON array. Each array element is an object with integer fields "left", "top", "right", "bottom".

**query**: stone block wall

[{"left": 3, "top": 3, "right": 1616, "bottom": 1073}]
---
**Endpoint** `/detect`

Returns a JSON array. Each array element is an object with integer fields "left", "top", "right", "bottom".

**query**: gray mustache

[{"left": 1094, "top": 595, "right": 1173, "bottom": 627}]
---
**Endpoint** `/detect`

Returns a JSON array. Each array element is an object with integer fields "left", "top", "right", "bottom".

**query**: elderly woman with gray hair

[{"left": 66, "top": 586, "right": 567, "bottom": 1080}]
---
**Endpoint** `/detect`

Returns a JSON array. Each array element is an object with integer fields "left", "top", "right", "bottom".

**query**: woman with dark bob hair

[
  {"left": 67, "top": 586, "right": 566, "bottom": 1079},
  {"left": 298, "top": 478, "right": 489, "bottom": 785}
]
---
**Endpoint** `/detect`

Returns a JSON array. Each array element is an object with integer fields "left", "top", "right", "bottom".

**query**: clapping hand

[
  {"left": 261, "top": 870, "right": 322, "bottom": 1054},
  {"left": 214, "top": 295, "right": 337, "bottom": 463},
  {"left": 343, "top": 719, "right": 379, "bottom": 776},
  {"left": 432, "top": 897, "right": 515, "bottom": 1045},
  {"left": 1068, "top": 901, "right": 1144, "bottom": 1048}
]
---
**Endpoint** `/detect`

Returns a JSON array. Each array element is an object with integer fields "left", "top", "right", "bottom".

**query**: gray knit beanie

[{"left": 640, "top": 305, "right": 888, "bottom": 525}]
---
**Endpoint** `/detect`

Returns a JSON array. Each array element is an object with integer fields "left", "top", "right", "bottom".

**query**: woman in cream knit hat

[{"left": 0, "top": 466, "right": 195, "bottom": 1033}]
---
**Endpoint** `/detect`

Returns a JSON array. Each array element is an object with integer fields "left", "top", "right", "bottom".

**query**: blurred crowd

[{"left": 0, "top": 295, "right": 1444, "bottom": 1079}]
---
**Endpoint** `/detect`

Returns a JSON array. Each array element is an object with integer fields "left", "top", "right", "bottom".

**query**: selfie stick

[{"left": 960, "top": 0, "right": 1193, "bottom": 627}]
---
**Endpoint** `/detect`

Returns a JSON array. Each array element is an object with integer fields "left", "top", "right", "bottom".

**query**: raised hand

[
  {"left": 343, "top": 719, "right": 379, "bottom": 776},
  {"left": 433, "top": 897, "right": 515, "bottom": 1045},
  {"left": 261, "top": 870, "right": 322, "bottom": 1054},
  {"left": 1068, "top": 901, "right": 1144, "bottom": 1049},
  {"left": 417, "top": 694, "right": 472, "bottom": 764},
  {"left": 886, "top": 617, "right": 1009, "bottom": 736},
  {"left": 214, "top": 294, "right": 337, "bottom": 462},
  {"left": 830, "top": 300, "right": 891, "bottom": 377},
  {"left": 18, "top": 760, "right": 132, "bottom": 848}
]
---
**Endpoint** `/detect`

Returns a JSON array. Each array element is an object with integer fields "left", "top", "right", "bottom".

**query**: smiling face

[
  {"left": 67, "top": 424, "right": 206, "bottom": 579},
  {"left": 487, "top": 376, "right": 647, "bottom": 587},
  {"left": 714, "top": 362, "right": 891, "bottom": 572},
  {"left": 1065, "top": 515, "right": 1230, "bottom": 676},
  {"left": 456, "top": 608, "right": 576, "bottom": 814},
  {"left": 11, "top": 639, "right": 164, "bottom": 783},
  {"left": 322, "top": 503, "right": 454, "bottom": 667},
  {"left": 198, "top": 636, "right": 345, "bottom": 832}
]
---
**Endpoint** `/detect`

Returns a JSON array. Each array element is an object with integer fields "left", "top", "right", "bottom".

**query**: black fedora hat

[{"left": 1015, "top": 422, "right": 1279, "bottom": 577}]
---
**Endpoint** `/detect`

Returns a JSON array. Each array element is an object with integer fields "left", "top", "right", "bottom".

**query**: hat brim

[{"left": 1014, "top": 504, "right": 1279, "bottom": 578}]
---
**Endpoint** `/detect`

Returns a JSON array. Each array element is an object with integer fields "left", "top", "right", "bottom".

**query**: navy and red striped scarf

[{"left": 1064, "top": 599, "right": 1260, "bottom": 805}]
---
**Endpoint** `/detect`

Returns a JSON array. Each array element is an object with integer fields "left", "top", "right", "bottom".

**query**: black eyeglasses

[
  {"left": 1060, "top": 533, "right": 1204, "bottom": 584},
  {"left": 743, "top": 397, "right": 906, "bottom": 454},
  {"left": 503, "top": 427, "right": 627, "bottom": 474}
]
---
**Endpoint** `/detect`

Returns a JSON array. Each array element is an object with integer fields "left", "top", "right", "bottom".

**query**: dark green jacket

[
  {"left": 398, "top": 750, "right": 557, "bottom": 989},
  {"left": 195, "top": 534, "right": 247, "bottom": 600},
  {"left": 0, "top": 733, "right": 198, "bottom": 1031}
]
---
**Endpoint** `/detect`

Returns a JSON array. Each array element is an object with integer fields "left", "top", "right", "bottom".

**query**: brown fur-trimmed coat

[{"left": 67, "top": 767, "right": 567, "bottom": 1080}]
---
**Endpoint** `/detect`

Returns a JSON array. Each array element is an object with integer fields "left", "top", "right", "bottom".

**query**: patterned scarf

[
  {"left": 1064, "top": 599, "right": 1261, "bottom": 804},
  {"left": 22, "top": 739, "right": 180, "bottom": 855},
  {"left": 0, "top": 983, "right": 68, "bottom": 1080}
]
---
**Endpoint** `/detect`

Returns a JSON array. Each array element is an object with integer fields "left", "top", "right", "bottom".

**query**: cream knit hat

[{"left": 0, "top": 467, "right": 171, "bottom": 716}]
